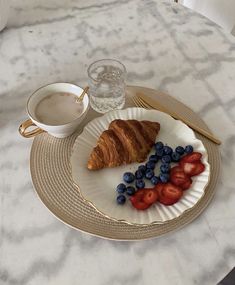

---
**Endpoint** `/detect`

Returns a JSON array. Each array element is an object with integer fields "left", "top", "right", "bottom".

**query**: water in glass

[{"left": 88, "top": 59, "right": 126, "bottom": 113}]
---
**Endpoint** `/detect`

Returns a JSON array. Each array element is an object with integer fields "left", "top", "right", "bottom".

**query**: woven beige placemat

[{"left": 30, "top": 86, "right": 221, "bottom": 240}]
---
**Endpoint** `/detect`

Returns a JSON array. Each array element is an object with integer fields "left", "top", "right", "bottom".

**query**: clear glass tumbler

[{"left": 87, "top": 59, "right": 126, "bottom": 113}]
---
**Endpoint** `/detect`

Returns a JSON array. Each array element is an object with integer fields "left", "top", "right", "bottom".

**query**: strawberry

[
  {"left": 180, "top": 161, "right": 205, "bottom": 177},
  {"left": 170, "top": 170, "right": 189, "bottom": 186},
  {"left": 130, "top": 189, "right": 151, "bottom": 210},
  {"left": 129, "top": 189, "right": 145, "bottom": 203},
  {"left": 158, "top": 195, "right": 179, "bottom": 206},
  {"left": 181, "top": 177, "right": 192, "bottom": 190},
  {"left": 154, "top": 182, "right": 165, "bottom": 195},
  {"left": 143, "top": 189, "right": 158, "bottom": 205},
  {"left": 158, "top": 183, "right": 183, "bottom": 206},
  {"left": 170, "top": 166, "right": 184, "bottom": 174},
  {"left": 162, "top": 183, "right": 183, "bottom": 200},
  {"left": 180, "top": 152, "right": 202, "bottom": 163},
  {"left": 191, "top": 162, "right": 205, "bottom": 176},
  {"left": 130, "top": 199, "right": 151, "bottom": 210},
  {"left": 179, "top": 161, "right": 196, "bottom": 175}
]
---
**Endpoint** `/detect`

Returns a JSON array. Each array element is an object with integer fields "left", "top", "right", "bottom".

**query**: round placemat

[{"left": 30, "top": 86, "right": 221, "bottom": 240}]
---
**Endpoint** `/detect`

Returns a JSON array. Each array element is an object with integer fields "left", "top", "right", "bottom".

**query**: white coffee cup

[
  {"left": 19, "top": 83, "right": 89, "bottom": 138},
  {"left": 0, "top": 0, "right": 10, "bottom": 32}
]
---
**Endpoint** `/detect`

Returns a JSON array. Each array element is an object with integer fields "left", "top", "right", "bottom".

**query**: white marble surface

[{"left": 1, "top": 0, "right": 235, "bottom": 284}]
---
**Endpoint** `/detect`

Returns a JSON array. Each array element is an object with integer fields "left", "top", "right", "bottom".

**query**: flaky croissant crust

[{"left": 87, "top": 119, "right": 160, "bottom": 170}]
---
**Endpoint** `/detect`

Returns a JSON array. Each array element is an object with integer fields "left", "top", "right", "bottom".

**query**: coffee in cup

[
  {"left": 19, "top": 83, "right": 89, "bottom": 138},
  {"left": 35, "top": 92, "right": 84, "bottom": 125}
]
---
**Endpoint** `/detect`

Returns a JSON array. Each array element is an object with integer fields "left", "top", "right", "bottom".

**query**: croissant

[{"left": 87, "top": 119, "right": 160, "bottom": 170}]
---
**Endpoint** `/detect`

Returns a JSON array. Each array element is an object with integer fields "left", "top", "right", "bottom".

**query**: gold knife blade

[{"left": 137, "top": 93, "right": 221, "bottom": 145}]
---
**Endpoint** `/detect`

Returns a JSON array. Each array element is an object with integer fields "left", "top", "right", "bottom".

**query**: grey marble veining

[{"left": 1, "top": 0, "right": 235, "bottom": 284}]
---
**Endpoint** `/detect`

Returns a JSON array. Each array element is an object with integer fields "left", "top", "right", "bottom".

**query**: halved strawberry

[
  {"left": 179, "top": 161, "right": 195, "bottom": 174},
  {"left": 129, "top": 189, "right": 145, "bottom": 204},
  {"left": 130, "top": 199, "right": 151, "bottom": 210},
  {"left": 181, "top": 177, "right": 192, "bottom": 190},
  {"left": 158, "top": 183, "right": 183, "bottom": 206},
  {"left": 180, "top": 152, "right": 202, "bottom": 163},
  {"left": 158, "top": 195, "right": 178, "bottom": 206},
  {"left": 170, "top": 166, "right": 184, "bottom": 174},
  {"left": 143, "top": 189, "right": 158, "bottom": 205},
  {"left": 170, "top": 170, "right": 189, "bottom": 186},
  {"left": 130, "top": 189, "right": 151, "bottom": 210},
  {"left": 154, "top": 183, "right": 165, "bottom": 195},
  {"left": 180, "top": 161, "right": 205, "bottom": 177},
  {"left": 162, "top": 183, "right": 183, "bottom": 200},
  {"left": 191, "top": 162, "right": 205, "bottom": 176},
  {"left": 133, "top": 189, "right": 146, "bottom": 198}
]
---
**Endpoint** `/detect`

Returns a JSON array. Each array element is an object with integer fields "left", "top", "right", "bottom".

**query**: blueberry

[
  {"left": 123, "top": 172, "right": 135, "bottom": 183},
  {"left": 155, "top": 141, "right": 164, "bottom": 150},
  {"left": 161, "top": 155, "right": 171, "bottom": 164},
  {"left": 149, "top": 155, "right": 158, "bottom": 163},
  {"left": 175, "top": 146, "right": 184, "bottom": 155},
  {"left": 171, "top": 152, "right": 180, "bottom": 162},
  {"left": 185, "top": 145, "right": 193, "bottom": 154},
  {"left": 160, "top": 173, "right": 170, "bottom": 183},
  {"left": 155, "top": 148, "right": 164, "bottom": 158},
  {"left": 135, "top": 179, "right": 145, "bottom": 189},
  {"left": 116, "top": 183, "right": 127, "bottom": 194},
  {"left": 163, "top": 146, "right": 173, "bottom": 155},
  {"left": 138, "top": 165, "right": 146, "bottom": 173},
  {"left": 145, "top": 169, "right": 154, "bottom": 179},
  {"left": 160, "top": 163, "right": 171, "bottom": 173},
  {"left": 126, "top": 186, "right": 136, "bottom": 196},
  {"left": 135, "top": 170, "right": 143, "bottom": 179},
  {"left": 116, "top": 195, "right": 126, "bottom": 205},
  {"left": 151, "top": 176, "right": 160, "bottom": 185},
  {"left": 146, "top": 161, "right": 155, "bottom": 169}
]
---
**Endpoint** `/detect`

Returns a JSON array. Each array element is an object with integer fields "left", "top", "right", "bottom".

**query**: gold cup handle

[{"left": 19, "top": 119, "right": 45, "bottom": 138}]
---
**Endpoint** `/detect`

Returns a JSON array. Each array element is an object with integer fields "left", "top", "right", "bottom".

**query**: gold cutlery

[
  {"left": 76, "top": 86, "right": 89, "bottom": 103},
  {"left": 132, "top": 93, "right": 221, "bottom": 145}
]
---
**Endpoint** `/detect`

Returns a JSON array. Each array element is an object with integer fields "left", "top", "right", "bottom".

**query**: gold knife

[{"left": 137, "top": 93, "right": 221, "bottom": 145}]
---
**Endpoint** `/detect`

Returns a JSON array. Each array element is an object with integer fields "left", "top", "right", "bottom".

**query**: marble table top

[{"left": 1, "top": 0, "right": 235, "bottom": 284}]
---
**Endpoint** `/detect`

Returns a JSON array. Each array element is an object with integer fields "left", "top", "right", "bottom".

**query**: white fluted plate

[{"left": 71, "top": 107, "right": 210, "bottom": 225}]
